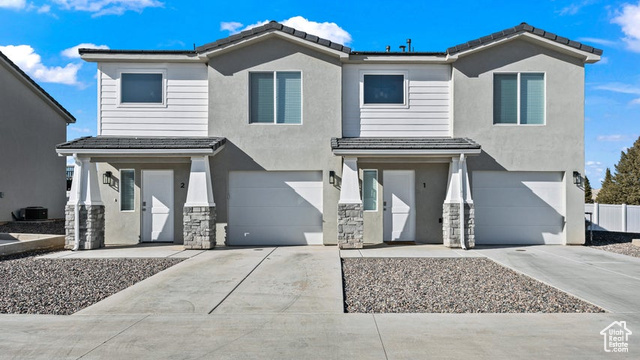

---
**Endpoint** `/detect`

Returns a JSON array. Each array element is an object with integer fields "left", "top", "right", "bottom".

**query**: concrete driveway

[{"left": 1, "top": 244, "right": 639, "bottom": 359}]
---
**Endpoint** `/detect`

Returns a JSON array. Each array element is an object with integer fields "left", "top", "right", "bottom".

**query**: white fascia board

[
  {"left": 198, "top": 32, "right": 349, "bottom": 60},
  {"left": 332, "top": 148, "right": 482, "bottom": 157},
  {"left": 56, "top": 148, "right": 216, "bottom": 157},
  {"left": 80, "top": 53, "right": 205, "bottom": 63},
  {"left": 346, "top": 55, "right": 452, "bottom": 64},
  {"left": 448, "top": 33, "right": 601, "bottom": 64}
]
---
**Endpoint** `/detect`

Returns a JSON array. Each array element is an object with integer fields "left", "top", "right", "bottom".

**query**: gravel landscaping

[
  {"left": 0, "top": 220, "right": 64, "bottom": 235},
  {"left": 342, "top": 257, "right": 604, "bottom": 313},
  {"left": 587, "top": 231, "right": 640, "bottom": 258},
  {"left": 0, "top": 250, "right": 183, "bottom": 315}
]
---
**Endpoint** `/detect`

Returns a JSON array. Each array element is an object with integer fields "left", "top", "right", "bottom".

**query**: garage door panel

[
  {"left": 474, "top": 225, "right": 563, "bottom": 245},
  {"left": 228, "top": 226, "right": 323, "bottom": 246},
  {"left": 473, "top": 188, "right": 563, "bottom": 208},
  {"left": 473, "top": 171, "right": 564, "bottom": 245},
  {"left": 228, "top": 171, "right": 323, "bottom": 245},
  {"left": 475, "top": 207, "right": 564, "bottom": 226},
  {"left": 229, "top": 206, "right": 323, "bottom": 227},
  {"left": 229, "top": 188, "right": 322, "bottom": 209}
]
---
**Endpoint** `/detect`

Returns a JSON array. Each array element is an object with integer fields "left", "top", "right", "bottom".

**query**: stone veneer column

[
  {"left": 183, "top": 206, "right": 216, "bottom": 249},
  {"left": 337, "top": 203, "right": 363, "bottom": 249},
  {"left": 65, "top": 204, "right": 105, "bottom": 250},
  {"left": 337, "top": 157, "right": 363, "bottom": 249},
  {"left": 442, "top": 203, "right": 475, "bottom": 248}
]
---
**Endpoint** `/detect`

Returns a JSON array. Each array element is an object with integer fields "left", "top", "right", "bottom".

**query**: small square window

[
  {"left": 494, "top": 73, "right": 545, "bottom": 125},
  {"left": 249, "top": 71, "right": 301, "bottom": 124},
  {"left": 121, "top": 73, "right": 163, "bottom": 104},
  {"left": 363, "top": 74, "right": 404, "bottom": 104}
]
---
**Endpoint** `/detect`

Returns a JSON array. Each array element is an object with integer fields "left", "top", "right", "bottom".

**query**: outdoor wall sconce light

[
  {"left": 329, "top": 171, "right": 336, "bottom": 185},
  {"left": 573, "top": 171, "right": 581, "bottom": 185},
  {"left": 103, "top": 171, "right": 113, "bottom": 185}
]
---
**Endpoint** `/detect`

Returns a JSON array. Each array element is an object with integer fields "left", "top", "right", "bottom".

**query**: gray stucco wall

[
  {"left": 358, "top": 161, "right": 449, "bottom": 244},
  {"left": 0, "top": 62, "right": 68, "bottom": 222},
  {"left": 207, "top": 37, "right": 343, "bottom": 245},
  {"left": 94, "top": 160, "right": 190, "bottom": 245},
  {"left": 452, "top": 38, "right": 586, "bottom": 244}
]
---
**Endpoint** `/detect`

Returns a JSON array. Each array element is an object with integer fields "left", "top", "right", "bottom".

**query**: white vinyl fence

[{"left": 585, "top": 203, "right": 640, "bottom": 233}]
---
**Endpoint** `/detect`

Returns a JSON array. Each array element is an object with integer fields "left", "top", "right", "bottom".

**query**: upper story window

[
  {"left": 363, "top": 74, "right": 405, "bottom": 105},
  {"left": 493, "top": 73, "right": 545, "bottom": 125},
  {"left": 250, "top": 71, "right": 302, "bottom": 124},
  {"left": 118, "top": 70, "right": 166, "bottom": 107}
]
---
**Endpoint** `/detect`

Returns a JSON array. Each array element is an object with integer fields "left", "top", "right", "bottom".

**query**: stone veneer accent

[
  {"left": 338, "top": 203, "right": 364, "bottom": 249},
  {"left": 64, "top": 204, "right": 105, "bottom": 250},
  {"left": 183, "top": 206, "right": 216, "bottom": 249},
  {"left": 442, "top": 203, "right": 475, "bottom": 248}
]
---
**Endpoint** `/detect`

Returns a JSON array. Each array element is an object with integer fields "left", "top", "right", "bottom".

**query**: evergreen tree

[
  {"left": 584, "top": 176, "right": 593, "bottom": 203},
  {"left": 612, "top": 137, "right": 640, "bottom": 205},
  {"left": 595, "top": 168, "right": 617, "bottom": 204}
]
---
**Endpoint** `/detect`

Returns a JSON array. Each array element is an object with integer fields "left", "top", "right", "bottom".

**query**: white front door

[
  {"left": 142, "top": 170, "right": 174, "bottom": 242},
  {"left": 383, "top": 170, "right": 415, "bottom": 241}
]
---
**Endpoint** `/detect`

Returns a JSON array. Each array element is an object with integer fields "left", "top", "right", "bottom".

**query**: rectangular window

[
  {"left": 363, "top": 74, "right": 404, "bottom": 104},
  {"left": 493, "top": 73, "right": 545, "bottom": 125},
  {"left": 121, "top": 73, "right": 163, "bottom": 104},
  {"left": 250, "top": 71, "right": 301, "bottom": 124},
  {"left": 362, "top": 170, "right": 378, "bottom": 211},
  {"left": 120, "top": 169, "right": 135, "bottom": 211}
]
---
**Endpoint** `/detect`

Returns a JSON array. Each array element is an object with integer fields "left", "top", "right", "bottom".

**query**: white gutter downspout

[
  {"left": 73, "top": 154, "right": 82, "bottom": 251},
  {"left": 459, "top": 154, "right": 467, "bottom": 250}
]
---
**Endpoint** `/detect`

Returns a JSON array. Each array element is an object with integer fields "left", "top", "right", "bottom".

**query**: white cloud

[
  {"left": 597, "top": 56, "right": 609, "bottom": 64},
  {"left": 69, "top": 126, "right": 92, "bottom": 134},
  {"left": 220, "top": 21, "right": 243, "bottom": 33},
  {"left": 0, "top": 0, "right": 25, "bottom": 9},
  {"left": 576, "top": 37, "right": 618, "bottom": 47},
  {"left": 586, "top": 161, "right": 602, "bottom": 166},
  {"left": 631, "top": 98, "right": 640, "bottom": 105},
  {"left": 0, "top": 45, "right": 81, "bottom": 85},
  {"left": 52, "top": 0, "right": 163, "bottom": 17},
  {"left": 36, "top": 4, "right": 50, "bottom": 13},
  {"left": 597, "top": 134, "right": 630, "bottom": 141},
  {"left": 558, "top": 0, "right": 596, "bottom": 16},
  {"left": 61, "top": 43, "right": 109, "bottom": 58},
  {"left": 612, "top": 1, "right": 640, "bottom": 52},
  {"left": 221, "top": 16, "right": 352, "bottom": 45},
  {"left": 595, "top": 82, "right": 640, "bottom": 104}
]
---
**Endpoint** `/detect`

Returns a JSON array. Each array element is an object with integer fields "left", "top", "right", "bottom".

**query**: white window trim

[
  {"left": 248, "top": 70, "right": 304, "bottom": 125},
  {"left": 359, "top": 70, "right": 409, "bottom": 109},
  {"left": 493, "top": 71, "right": 546, "bottom": 126},
  {"left": 362, "top": 169, "right": 378, "bottom": 212},
  {"left": 120, "top": 169, "right": 135, "bottom": 212},
  {"left": 117, "top": 69, "right": 168, "bottom": 108}
]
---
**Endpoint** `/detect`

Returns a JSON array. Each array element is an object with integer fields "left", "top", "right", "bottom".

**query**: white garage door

[
  {"left": 228, "top": 171, "right": 323, "bottom": 245},
  {"left": 473, "top": 171, "right": 565, "bottom": 245}
]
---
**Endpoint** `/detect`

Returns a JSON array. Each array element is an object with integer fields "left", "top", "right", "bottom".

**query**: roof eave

[
  {"left": 0, "top": 53, "right": 75, "bottom": 124},
  {"left": 56, "top": 147, "right": 219, "bottom": 157},
  {"left": 79, "top": 52, "right": 205, "bottom": 63},
  {"left": 346, "top": 54, "right": 451, "bottom": 64},
  {"left": 197, "top": 31, "right": 350, "bottom": 60},
  {"left": 332, "top": 148, "right": 482, "bottom": 157},
  {"left": 449, "top": 32, "right": 601, "bottom": 64}
]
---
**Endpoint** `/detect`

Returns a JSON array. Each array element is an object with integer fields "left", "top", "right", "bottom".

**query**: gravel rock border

[
  {"left": 0, "top": 220, "right": 65, "bottom": 235},
  {"left": 587, "top": 231, "right": 640, "bottom": 258},
  {"left": 0, "top": 250, "right": 183, "bottom": 315},
  {"left": 342, "top": 257, "right": 604, "bottom": 313}
]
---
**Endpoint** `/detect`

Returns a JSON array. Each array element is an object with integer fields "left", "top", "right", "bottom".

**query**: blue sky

[{"left": 1, "top": 0, "right": 639, "bottom": 187}]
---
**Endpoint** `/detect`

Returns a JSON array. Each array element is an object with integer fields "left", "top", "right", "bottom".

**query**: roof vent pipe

[
  {"left": 399, "top": 45, "right": 406, "bottom": 52},
  {"left": 386, "top": 45, "right": 390, "bottom": 52},
  {"left": 407, "top": 39, "right": 412, "bottom": 52}
]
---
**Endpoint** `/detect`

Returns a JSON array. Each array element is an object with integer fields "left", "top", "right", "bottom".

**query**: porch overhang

[
  {"left": 331, "top": 137, "right": 481, "bottom": 157},
  {"left": 56, "top": 136, "right": 227, "bottom": 157}
]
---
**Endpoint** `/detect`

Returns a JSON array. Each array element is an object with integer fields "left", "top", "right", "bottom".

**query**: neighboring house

[
  {"left": 0, "top": 51, "right": 75, "bottom": 223},
  {"left": 56, "top": 22, "right": 601, "bottom": 250}
]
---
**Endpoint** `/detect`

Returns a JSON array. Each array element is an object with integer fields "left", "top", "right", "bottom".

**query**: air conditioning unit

[{"left": 24, "top": 207, "right": 48, "bottom": 220}]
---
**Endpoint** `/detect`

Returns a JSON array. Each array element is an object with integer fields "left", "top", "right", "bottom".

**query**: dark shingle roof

[
  {"left": 196, "top": 20, "right": 351, "bottom": 54},
  {"left": 57, "top": 136, "right": 226, "bottom": 150},
  {"left": 0, "top": 51, "right": 76, "bottom": 123},
  {"left": 446, "top": 22, "right": 603, "bottom": 56},
  {"left": 331, "top": 137, "right": 480, "bottom": 150}
]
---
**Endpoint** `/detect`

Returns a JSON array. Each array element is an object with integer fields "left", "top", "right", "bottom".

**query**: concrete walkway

[{"left": 1, "top": 244, "right": 639, "bottom": 359}]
